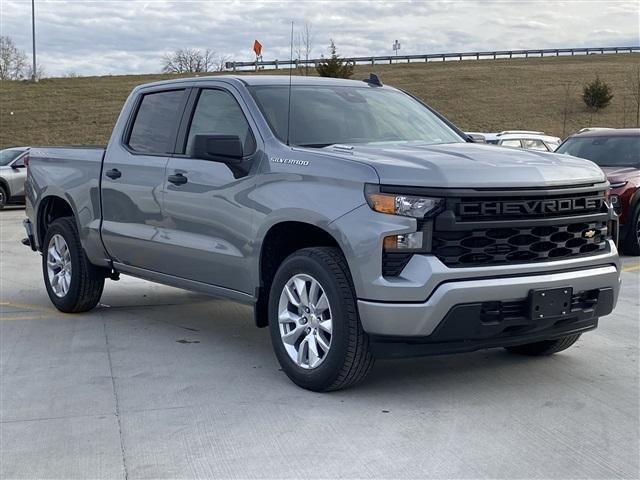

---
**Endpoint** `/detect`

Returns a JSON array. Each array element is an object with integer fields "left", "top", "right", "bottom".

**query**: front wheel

[
  {"left": 0, "top": 186, "right": 7, "bottom": 210},
  {"left": 505, "top": 334, "right": 581, "bottom": 356},
  {"left": 42, "top": 217, "right": 105, "bottom": 313},
  {"left": 268, "top": 247, "right": 374, "bottom": 392}
]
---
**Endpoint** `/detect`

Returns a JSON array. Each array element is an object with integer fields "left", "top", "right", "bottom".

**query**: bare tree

[
  {"left": 26, "top": 61, "right": 45, "bottom": 81},
  {"left": 0, "top": 36, "right": 27, "bottom": 80},
  {"left": 215, "top": 54, "right": 231, "bottom": 72},
  {"left": 297, "top": 22, "right": 314, "bottom": 75},
  {"left": 628, "top": 65, "right": 640, "bottom": 127},
  {"left": 162, "top": 48, "right": 215, "bottom": 74}
]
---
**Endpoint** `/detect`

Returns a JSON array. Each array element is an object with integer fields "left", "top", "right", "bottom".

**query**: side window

[
  {"left": 522, "top": 139, "right": 548, "bottom": 151},
  {"left": 500, "top": 139, "right": 522, "bottom": 148},
  {"left": 185, "top": 89, "right": 256, "bottom": 156},
  {"left": 128, "top": 90, "right": 185, "bottom": 154}
]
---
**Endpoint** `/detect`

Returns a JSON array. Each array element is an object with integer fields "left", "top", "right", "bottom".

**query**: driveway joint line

[{"left": 104, "top": 321, "right": 129, "bottom": 480}]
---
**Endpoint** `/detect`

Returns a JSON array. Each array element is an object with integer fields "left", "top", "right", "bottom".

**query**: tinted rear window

[
  {"left": 128, "top": 90, "right": 185, "bottom": 154},
  {"left": 556, "top": 136, "right": 640, "bottom": 166}
]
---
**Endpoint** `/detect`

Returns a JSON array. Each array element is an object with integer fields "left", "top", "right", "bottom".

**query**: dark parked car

[{"left": 556, "top": 129, "right": 640, "bottom": 255}]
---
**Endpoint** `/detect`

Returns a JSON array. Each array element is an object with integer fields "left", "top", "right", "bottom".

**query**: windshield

[
  {"left": 0, "top": 149, "right": 25, "bottom": 166},
  {"left": 249, "top": 85, "right": 464, "bottom": 147},
  {"left": 556, "top": 136, "right": 640, "bottom": 166}
]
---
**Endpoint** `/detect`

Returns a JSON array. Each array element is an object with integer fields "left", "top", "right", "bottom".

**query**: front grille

[
  {"left": 430, "top": 187, "right": 611, "bottom": 268},
  {"left": 433, "top": 221, "right": 608, "bottom": 267}
]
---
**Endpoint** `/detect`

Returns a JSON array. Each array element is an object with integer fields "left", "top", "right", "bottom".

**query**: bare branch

[
  {"left": 0, "top": 36, "right": 28, "bottom": 81},
  {"left": 161, "top": 48, "right": 216, "bottom": 74}
]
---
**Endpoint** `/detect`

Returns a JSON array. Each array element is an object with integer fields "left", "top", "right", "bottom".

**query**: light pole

[{"left": 31, "top": 0, "right": 37, "bottom": 82}]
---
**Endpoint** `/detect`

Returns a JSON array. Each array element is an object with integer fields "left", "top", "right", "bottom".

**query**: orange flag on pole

[{"left": 253, "top": 40, "right": 263, "bottom": 57}]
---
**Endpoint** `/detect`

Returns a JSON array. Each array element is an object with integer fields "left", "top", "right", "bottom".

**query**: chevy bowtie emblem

[{"left": 583, "top": 229, "right": 597, "bottom": 238}]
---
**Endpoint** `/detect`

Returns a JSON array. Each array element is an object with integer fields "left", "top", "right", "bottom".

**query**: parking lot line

[{"left": 621, "top": 263, "right": 640, "bottom": 273}]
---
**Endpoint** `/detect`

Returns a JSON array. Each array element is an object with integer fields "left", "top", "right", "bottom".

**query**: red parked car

[{"left": 556, "top": 128, "right": 640, "bottom": 255}]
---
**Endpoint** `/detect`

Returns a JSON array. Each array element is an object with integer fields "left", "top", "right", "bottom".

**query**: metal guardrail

[{"left": 226, "top": 46, "right": 640, "bottom": 71}]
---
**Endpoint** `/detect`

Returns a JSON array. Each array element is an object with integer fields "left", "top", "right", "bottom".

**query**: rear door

[
  {"left": 160, "top": 85, "right": 260, "bottom": 293},
  {"left": 101, "top": 87, "right": 189, "bottom": 270}
]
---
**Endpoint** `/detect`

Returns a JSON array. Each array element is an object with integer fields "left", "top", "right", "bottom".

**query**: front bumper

[{"left": 358, "top": 264, "right": 620, "bottom": 339}]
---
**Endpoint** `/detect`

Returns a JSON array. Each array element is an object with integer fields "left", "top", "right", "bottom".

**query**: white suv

[{"left": 470, "top": 131, "right": 561, "bottom": 152}]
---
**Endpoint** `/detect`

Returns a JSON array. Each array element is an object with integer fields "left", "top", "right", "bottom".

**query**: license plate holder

[{"left": 529, "top": 287, "right": 573, "bottom": 319}]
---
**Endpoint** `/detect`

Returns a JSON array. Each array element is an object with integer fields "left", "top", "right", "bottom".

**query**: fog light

[{"left": 384, "top": 232, "right": 424, "bottom": 251}]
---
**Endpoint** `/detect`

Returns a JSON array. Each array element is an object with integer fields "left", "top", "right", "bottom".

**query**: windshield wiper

[{"left": 297, "top": 143, "right": 335, "bottom": 148}]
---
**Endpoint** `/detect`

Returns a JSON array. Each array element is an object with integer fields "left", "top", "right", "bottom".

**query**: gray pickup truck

[{"left": 23, "top": 75, "right": 621, "bottom": 391}]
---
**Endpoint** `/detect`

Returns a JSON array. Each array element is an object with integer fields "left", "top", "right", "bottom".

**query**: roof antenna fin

[
  {"left": 363, "top": 73, "right": 383, "bottom": 87},
  {"left": 286, "top": 21, "right": 294, "bottom": 146}
]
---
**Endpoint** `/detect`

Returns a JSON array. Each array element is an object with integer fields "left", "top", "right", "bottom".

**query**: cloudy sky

[{"left": 1, "top": 0, "right": 638, "bottom": 77}]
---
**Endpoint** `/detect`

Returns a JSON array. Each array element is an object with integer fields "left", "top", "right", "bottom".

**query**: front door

[
  {"left": 161, "top": 87, "right": 259, "bottom": 294},
  {"left": 101, "top": 87, "right": 189, "bottom": 270}
]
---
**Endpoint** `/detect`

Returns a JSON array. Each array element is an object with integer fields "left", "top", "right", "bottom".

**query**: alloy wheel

[
  {"left": 278, "top": 274, "right": 333, "bottom": 369},
  {"left": 47, "top": 234, "right": 72, "bottom": 297}
]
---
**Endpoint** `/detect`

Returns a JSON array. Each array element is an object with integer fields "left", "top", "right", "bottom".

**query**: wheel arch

[
  {"left": 254, "top": 220, "right": 348, "bottom": 328},
  {"left": 36, "top": 195, "right": 78, "bottom": 250}
]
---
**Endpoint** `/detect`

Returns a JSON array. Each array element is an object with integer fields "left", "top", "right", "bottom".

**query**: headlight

[{"left": 366, "top": 190, "right": 444, "bottom": 218}]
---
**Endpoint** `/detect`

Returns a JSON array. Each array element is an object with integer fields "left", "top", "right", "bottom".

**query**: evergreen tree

[
  {"left": 582, "top": 77, "right": 614, "bottom": 112},
  {"left": 316, "top": 40, "right": 354, "bottom": 79}
]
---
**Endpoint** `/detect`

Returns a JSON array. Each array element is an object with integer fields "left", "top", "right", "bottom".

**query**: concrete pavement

[{"left": 1, "top": 207, "right": 638, "bottom": 479}]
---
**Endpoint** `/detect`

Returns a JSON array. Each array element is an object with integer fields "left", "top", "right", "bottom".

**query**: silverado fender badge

[{"left": 270, "top": 157, "right": 309, "bottom": 166}]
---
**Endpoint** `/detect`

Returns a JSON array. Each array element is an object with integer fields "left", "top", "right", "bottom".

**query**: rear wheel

[
  {"left": 42, "top": 217, "right": 105, "bottom": 313},
  {"left": 505, "top": 334, "right": 581, "bottom": 356},
  {"left": 268, "top": 247, "right": 374, "bottom": 392},
  {"left": 621, "top": 207, "right": 640, "bottom": 256},
  {"left": 0, "top": 186, "right": 7, "bottom": 210}
]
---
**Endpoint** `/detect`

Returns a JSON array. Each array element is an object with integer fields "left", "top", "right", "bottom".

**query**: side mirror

[
  {"left": 467, "top": 133, "right": 486, "bottom": 143},
  {"left": 192, "top": 134, "right": 244, "bottom": 164},
  {"left": 11, "top": 161, "right": 26, "bottom": 169}
]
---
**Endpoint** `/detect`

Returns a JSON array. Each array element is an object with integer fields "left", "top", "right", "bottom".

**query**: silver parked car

[
  {"left": 470, "top": 131, "right": 561, "bottom": 151},
  {"left": 0, "top": 147, "right": 29, "bottom": 209}
]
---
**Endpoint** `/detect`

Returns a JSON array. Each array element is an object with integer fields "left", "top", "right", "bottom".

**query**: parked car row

[{"left": 468, "top": 130, "right": 561, "bottom": 151}]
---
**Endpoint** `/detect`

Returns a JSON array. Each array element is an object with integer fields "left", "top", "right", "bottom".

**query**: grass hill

[{"left": 1, "top": 53, "right": 638, "bottom": 149}]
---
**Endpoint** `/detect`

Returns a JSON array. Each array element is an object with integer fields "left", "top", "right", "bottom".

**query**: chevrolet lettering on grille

[{"left": 459, "top": 196, "right": 605, "bottom": 216}]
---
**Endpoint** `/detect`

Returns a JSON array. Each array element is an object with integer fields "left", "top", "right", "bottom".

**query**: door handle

[
  {"left": 105, "top": 168, "right": 122, "bottom": 180},
  {"left": 168, "top": 173, "right": 188, "bottom": 185}
]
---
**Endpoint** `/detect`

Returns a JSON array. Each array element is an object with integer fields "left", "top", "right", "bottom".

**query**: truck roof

[{"left": 135, "top": 74, "right": 392, "bottom": 90}]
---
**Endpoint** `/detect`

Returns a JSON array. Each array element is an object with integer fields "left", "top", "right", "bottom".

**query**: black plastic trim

[{"left": 369, "top": 287, "right": 614, "bottom": 358}]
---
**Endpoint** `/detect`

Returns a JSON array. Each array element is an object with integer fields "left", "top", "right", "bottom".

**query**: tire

[
  {"left": 0, "top": 185, "right": 7, "bottom": 210},
  {"left": 42, "top": 217, "right": 105, "bottom": 313},
  {"left": 268, "top": 247, "right": 374, "bottom": 392},
  {"left": 505, "top": 333, "right": 581, "bottom": 356},
  {"left": 621, "top": 206, "right": 640, "bottom": 256}
]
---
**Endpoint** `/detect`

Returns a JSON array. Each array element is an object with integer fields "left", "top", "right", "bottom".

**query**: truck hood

[{"left": 327, "top": 143, "right": 606, "bottom": 189}]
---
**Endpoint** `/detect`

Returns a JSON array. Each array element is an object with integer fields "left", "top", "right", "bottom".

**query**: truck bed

[{"left": 27, "top": 146, "right": 108, "bottom": 265}]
